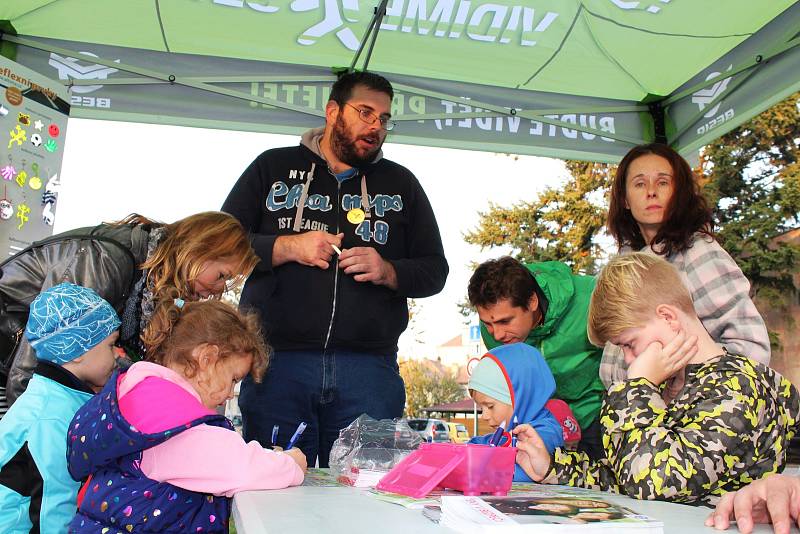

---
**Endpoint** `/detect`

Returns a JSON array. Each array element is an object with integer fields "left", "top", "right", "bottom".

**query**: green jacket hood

[{"left": 524, "top": 261, "right": 575, "bottom": 342}]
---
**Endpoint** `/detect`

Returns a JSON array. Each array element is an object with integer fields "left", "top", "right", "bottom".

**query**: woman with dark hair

[
  {"left": 602, "top": 143, "right": 769, "bottom": 387},
  {"left": 0, "top": 211, "right": 259, "bottom": 407}
]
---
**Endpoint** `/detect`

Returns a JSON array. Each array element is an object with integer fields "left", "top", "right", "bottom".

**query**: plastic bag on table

[{"left": 329, "top": 414, "right": 422, "bottom": 487}]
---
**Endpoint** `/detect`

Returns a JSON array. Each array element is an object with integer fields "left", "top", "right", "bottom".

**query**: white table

[{"left": 233, "top": 475, "right": 793, "bottom": 534}]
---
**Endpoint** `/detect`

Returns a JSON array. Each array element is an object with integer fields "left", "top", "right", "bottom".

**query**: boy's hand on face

[
  {"left": 627, "top": 330, "right": 698, "bottom": 386},
  {"left": 513, "top": 424, "right": 551, "bottom": 482},
  {"left": 284, "top": 447, "right": 308, "bottom": 472}
]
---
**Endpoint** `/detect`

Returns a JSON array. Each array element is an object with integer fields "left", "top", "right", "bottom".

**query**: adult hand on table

[
  {"left": 274, "top": 231, "right": 344, "bottom": 269},
  {"left": 338, "top": 246, "right": 398, "bottom": 289},
  {"left": 512, "top": 424, "right": 552, "bottom": 482},
  {"left": 706, "top": 474, "right": 800, "bottom": 534}
]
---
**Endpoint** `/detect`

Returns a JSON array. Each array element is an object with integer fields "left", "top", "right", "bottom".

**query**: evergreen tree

[
  {"left": 464, "top": 160, "right": 613, "bottom": 275},
  {"left": 700, "top": 92, "right": 800, "bottom": 313},
  {"left": 464, "top": 92, "right": 800, "bottom": 299}
]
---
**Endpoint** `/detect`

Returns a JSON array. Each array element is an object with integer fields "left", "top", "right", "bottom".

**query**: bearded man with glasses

[{"left": 223, "top": 71, "right": 448, "bottom": 467}]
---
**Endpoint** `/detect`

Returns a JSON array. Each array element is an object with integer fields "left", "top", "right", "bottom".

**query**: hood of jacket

[{"left": 523, "top": 261, "right": 576, "bottom": 341}]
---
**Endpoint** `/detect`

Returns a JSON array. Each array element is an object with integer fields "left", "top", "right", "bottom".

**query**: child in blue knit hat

[{"left": 0, "top": 282, "right": 120, "bottom": 534}]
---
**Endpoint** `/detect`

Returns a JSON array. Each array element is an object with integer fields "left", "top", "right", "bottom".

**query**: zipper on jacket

[{"left": 323, "top": 179, "right": 342, "bottom": 350}]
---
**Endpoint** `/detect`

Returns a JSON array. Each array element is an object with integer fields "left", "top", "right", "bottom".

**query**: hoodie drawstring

[{"left": 293, "top": 162, "right": 316, "bottom": 232}]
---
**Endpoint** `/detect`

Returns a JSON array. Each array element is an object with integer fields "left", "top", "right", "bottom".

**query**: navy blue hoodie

[{"left": 222, "top": 128, "right": 448, "bottom": 354}]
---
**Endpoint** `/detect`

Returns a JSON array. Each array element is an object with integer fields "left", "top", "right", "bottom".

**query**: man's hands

[
  {"left": 706, "top": 474, "right": 800, "bottom": 534},
  {"left": 273, "top": 231, "right": 343, "bottom": 269},
  {"left": 338, "top": 247, "right": 398, "bottom": 290},
  {"left": 512, "top": 424, "right": 552, "bottom": 482},
  {"left": 273, "top": 231, "right": 397, "bottom": 289},
  {"left": 626, "top": 330, "right": 698, "bottom": 387}
]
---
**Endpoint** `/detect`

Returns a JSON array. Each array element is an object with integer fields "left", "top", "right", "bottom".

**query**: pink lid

[{"left": 376, "top": 444, "right": 464, "bottom": 498}]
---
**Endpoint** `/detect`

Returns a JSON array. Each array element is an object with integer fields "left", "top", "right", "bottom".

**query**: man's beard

[{"left": 329, "top": 114, "right": 382, "bottom": 168}]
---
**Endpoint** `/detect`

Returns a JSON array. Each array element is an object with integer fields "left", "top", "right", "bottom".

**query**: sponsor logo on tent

[
  {"left": 48, "top": 52, "right": 119, "bottom": 109},
  {"left": 691, "top": 65, "right": 735, "bottom": 136},
  {"left": 607, "top": 0, "right": 671, "bottom": 15},
  {"left": 213, "top": 0, "right": 561, "bottom": 51},
  {"left": 48, "top": 52, "right": 119, "bottom": 94},
  {"left": 434, "top": 101, "right": 617, "bottom": 143}
]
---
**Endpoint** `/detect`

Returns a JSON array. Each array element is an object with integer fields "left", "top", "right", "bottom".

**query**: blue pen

[
  {"left": 489, "top": 420, "right": 506, "bottom": 447},
  {"left": 510, "top": 415, "right": 518, "bottom": 447},
  {"left": 271, "top": 425, "right": 279, "bottom": 447},
  {"left": 285, "top": 422, "right": 308, "bottom": 450}
]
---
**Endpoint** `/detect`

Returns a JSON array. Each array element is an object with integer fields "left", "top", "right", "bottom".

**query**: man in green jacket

[{"left": 468, "top": 256, "right": 604, "bottom": 459}]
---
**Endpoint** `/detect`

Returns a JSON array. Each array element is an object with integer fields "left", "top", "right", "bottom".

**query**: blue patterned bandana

[{"left": 26, "top": 282, "right": 121, "bottom": 364}]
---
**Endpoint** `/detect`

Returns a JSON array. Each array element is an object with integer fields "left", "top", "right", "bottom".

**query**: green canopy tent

[{"left": 1, "top": 0, "right": 799, "bottom": 162}]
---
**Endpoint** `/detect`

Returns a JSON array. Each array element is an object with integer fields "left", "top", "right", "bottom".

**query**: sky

[{"left": 53, "top": 118, "right": 569, "bottom": 357}]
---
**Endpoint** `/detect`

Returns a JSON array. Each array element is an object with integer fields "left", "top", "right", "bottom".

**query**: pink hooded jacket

[{"left": 117, "top": 362, "right": 303, "bottom": 496}]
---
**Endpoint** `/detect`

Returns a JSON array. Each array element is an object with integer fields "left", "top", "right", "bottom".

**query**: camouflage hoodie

[{"left": 544, "top": 352, "right": 800, "bottom": 506}]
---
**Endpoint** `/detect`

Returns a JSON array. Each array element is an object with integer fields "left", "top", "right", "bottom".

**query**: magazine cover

[{"left": 440, "top": 487, "right": 663, "bottom": 533}]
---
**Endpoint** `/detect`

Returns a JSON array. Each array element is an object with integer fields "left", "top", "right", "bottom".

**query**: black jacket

[
  {"left": 222, "top": 142, "right": 448, "bottom": 354},
  {"left": 0, "top": 223, "right": 150, "bottom": 403}
]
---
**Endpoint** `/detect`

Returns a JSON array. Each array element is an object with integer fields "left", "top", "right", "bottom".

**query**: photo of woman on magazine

[{"left": 485, "top": 496, "right": 631, "bottom": 524}]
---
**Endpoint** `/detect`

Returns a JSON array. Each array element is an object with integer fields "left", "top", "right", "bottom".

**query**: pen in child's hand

[
  {"left": 285, "top": 422, "right": 308, "bottom": 450},
  {"left": 510, "top": 415, "right": 518, "bottom": 447},
  {"left": 489, "top": 420, "right": 506, "bottom": 447},
  {"left": 271, "top": 425, "right": 279, "bottom": 447}
]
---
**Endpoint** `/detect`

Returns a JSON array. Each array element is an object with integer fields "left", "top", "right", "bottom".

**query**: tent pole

[
  {"left": 362, "top": 0, "right": 389, "bottom": 72},
  {"left": 391, "top": 81, "right": 645, "bottom": 146},
  {"left": 667, "top": 65, "right": 760, "bottom": 144},
  {"left": 349, "top": 0, "right": 389, "bottom": 73},
  {"left": 664, "top": 35, "right": 800, "bottom": 107},
  {"left": 648, "top": 102, "right": 667, "bottom": 144},
  {"left": 3, "top": 35, "right": 325, "bottom": 118}
]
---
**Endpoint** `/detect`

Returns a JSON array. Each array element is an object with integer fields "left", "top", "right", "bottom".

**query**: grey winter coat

[{"left": 0, "top": 223, "right": 150, "bottom": 404}]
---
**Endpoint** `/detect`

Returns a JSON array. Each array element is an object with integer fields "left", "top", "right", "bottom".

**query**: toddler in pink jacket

[{"left": 67, "top": 298, "right": 305, "bottom": 533}]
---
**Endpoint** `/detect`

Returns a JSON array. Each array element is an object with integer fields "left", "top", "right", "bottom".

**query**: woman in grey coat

[{"left": 0, "top": 211, "right": 258, "bottom": 409}]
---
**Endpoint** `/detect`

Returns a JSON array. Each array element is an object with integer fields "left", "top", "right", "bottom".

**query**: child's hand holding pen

[
  {"left": 284, "top": 448, "right": 308, "bottom": 472},
  {"left": 512, "top": 424, "right": 551, "bottom": 482},
  {"left": 278, "top": 421, "right": 309, "bottom": 472}
]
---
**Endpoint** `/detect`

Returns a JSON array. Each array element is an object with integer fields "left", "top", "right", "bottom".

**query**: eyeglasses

[{"left": 345, "top": 103, "right": 396, "bottom": 131}]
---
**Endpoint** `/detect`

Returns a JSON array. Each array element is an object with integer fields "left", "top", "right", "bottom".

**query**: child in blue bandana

[
  {"left": 468, "top": 343, "right": 564, "bottom": 482},
  {"left": 0, "top": 282, "right": 120, "bottom": 533}
]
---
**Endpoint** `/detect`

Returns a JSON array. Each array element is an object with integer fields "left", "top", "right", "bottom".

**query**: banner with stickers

[{"left": 0, "top": 55, "right": 69, "bottom": 258}]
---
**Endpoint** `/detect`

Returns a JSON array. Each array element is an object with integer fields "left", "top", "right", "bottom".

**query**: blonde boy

[{"left": 514, "top": 252, "right": 800, "bottom": 506}]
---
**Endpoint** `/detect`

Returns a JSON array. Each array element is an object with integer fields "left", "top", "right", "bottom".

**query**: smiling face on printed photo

[
  {"left": 328, "top": 85, "right": 391, "bottom": 167},
  {"left": 624, "top": 153, "right": 675, "bottom": 231}
]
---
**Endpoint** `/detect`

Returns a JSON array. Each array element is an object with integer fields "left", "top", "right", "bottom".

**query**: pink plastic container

[{"left": 376, "top": 442, "right": 516, "bottom": 498}]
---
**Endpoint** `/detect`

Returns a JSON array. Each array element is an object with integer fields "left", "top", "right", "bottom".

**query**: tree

[
  {"left": 400, "top": 359, "right": 466, "bottom": 418},
  {"left": 463, "top": 160, "right": 613, "bottom": 275},
  {"left": 700, "top": 92, "right": 800, "bottom": 315},
  {"left": 462, "top": 92, "right": 800, "bottom": 348}
]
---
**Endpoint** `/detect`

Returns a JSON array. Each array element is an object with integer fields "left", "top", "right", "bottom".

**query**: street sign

[{"left": 469, "top": 325, "right": 481, "bottom": 342}]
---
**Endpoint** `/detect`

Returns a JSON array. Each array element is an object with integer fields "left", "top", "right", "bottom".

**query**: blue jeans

[{"left": 239, "top": 349, "right": 406, "bottom": 467}]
